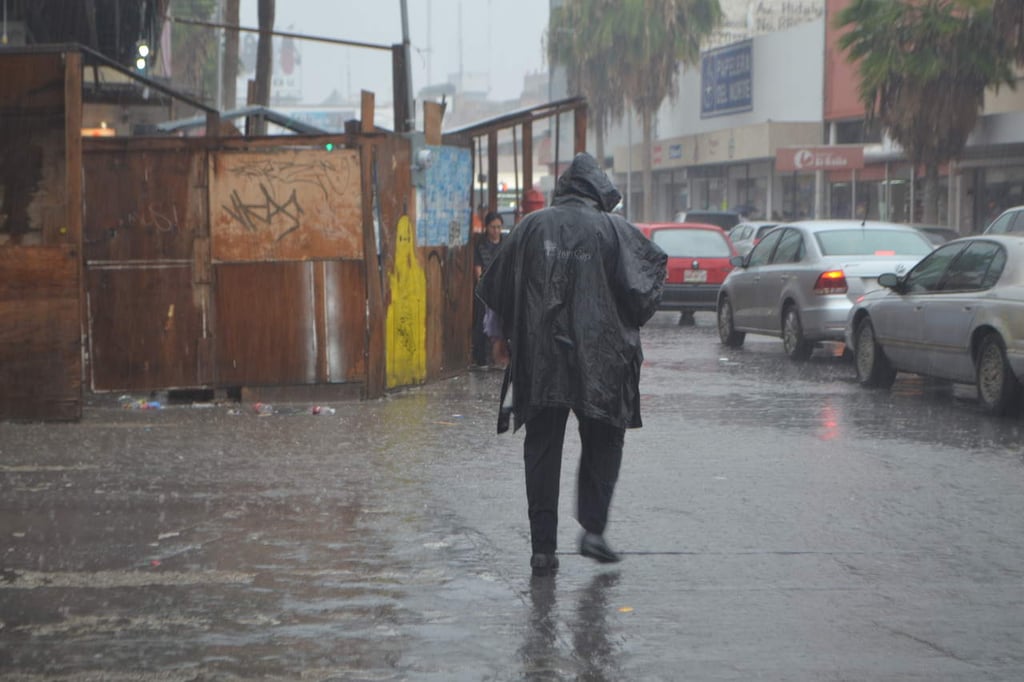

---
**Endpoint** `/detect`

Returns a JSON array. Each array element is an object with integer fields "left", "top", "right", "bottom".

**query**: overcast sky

[{"left": 237, "top": 0, "right": 551, "bottom": 105}]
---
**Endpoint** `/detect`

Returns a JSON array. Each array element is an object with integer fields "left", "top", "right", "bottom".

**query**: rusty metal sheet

[
  {"left": 210, "top": 149, "right": 363, "bottom": 262},
  {"left": 83, "top": 149, "right": 200, "bottom": 262},
  {"left": 323, "top": 260, "right": 367, "bottom": 382},
  {"left": 214, "top": 260, "right": 367, "bottom": 387},
  {"left": 86, "top": 266, "right": 203, "bottom": 391},
  {"left": 214, "top": 262, "right": 318, "bottom": 386}
]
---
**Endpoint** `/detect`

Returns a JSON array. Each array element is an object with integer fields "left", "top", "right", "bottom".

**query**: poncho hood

[{"left": 554, "top": 153, "right": 622, "bottom": 213}]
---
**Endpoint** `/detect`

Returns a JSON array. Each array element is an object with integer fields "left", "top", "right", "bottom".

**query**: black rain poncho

[{"left": 476, "top": 153, "right": 667, "bottom": 433}]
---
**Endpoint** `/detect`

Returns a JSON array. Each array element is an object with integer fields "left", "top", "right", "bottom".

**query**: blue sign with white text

[{"left": 701, "top": 40, "right": 753, "bottom": 118}]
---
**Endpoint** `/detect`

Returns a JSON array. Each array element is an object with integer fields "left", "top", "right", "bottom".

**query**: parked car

[
  {"left": 638, "top": 222, "right": 738, "bottom": 324},
  {"left": 912, "top": 224, "right": 962, "bottom": 245},
  {"left": 716, "top": 220, "right": 934, "bottom": 360},
  {"left": 672, "top": 209, "right": 745, "bottom": 231},
  {"left": 983, "top": 206, "right": 1024, "bottom": 235},
  {"left": 728, "top": 221, "right": 779, "bottom": 256},
  {"left": 846, "top": 235, "right": 1024, "bottom": 415}
]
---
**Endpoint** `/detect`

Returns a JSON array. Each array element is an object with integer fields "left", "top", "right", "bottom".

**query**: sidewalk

[
  {"left": 4, "top": 322, "right": 1023, "bottom": 681},
  {"left": 1, "top": 373, "right": 653, "bottom": 680}
]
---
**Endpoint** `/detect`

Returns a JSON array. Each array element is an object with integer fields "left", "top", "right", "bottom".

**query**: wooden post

[
  {"left": 360, "top": 141, "right": 386, "bottom": 399},
  {"left": 64, "top": 50, "right": 83, "bottom": 247},
  {"left": 423, "top": 101, "right": 443, "bottom": 146},
  {"left": 391, "top": 44, "right": 411, "bottom": 133},
  {"left": 488, "top": 130, "right": 499, "bottom": 213},
  {"left": 574, "top": 104, "right": 588, "bottom": 155},
  {"left": 361, "top": 90, "right": 375, "bottom": 133}
]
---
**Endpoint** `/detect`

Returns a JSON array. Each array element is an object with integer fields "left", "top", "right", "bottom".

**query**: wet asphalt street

[{"left": 2, "top": 310, "right": 1024, "bottom": 681}]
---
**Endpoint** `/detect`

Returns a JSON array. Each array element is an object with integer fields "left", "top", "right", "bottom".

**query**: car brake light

[{"left": 814, "top": 269, "right": 848, "bottom": 294}]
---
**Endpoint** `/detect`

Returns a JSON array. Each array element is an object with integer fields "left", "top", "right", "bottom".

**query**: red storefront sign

[{"left": 776, "top": 146, "right": 864, "bottom": 172}]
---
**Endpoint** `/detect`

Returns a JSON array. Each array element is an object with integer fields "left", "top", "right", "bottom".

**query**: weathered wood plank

[{"left": 0, "top": 246, "right": 81, "bottom": 421}]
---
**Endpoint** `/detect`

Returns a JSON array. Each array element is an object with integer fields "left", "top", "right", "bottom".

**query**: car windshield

[
  {"left": 815, "top": 229, "right": 933, "bottom": 256},
  {"left": 652, "top": 229, "right": 731, "bottom": 257}
]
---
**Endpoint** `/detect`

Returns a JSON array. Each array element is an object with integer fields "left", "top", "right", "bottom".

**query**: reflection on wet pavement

[{"left": 1, "top": 310, "right": 1023, "bottom": 679}]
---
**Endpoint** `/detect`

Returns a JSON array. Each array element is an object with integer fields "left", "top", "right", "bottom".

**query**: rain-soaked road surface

[{"left": 2, "top": 310, "right": 1024, "bottom": 681}]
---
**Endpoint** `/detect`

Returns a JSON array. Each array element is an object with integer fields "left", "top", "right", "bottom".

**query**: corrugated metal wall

[{"left": 80, "top": 133, "right": 474, "bottom": 398}]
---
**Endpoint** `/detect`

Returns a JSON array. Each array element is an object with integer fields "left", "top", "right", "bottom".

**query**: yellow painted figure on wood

[{"left": 386, "top": 215, "right": 427, "bottom": 387}]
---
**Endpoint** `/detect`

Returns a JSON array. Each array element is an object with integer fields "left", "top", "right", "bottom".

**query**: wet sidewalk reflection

[{"left": 519, "top": 571, "right": 623, "bottom": 680}]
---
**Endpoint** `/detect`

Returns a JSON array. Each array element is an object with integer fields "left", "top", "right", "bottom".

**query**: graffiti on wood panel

[
  {"left": 386, "top": 215, "right": 427, "bottom": 388},
  {"left": 210, "top": 149, "right": 362, "bottom": 261},
  {"left": 416, "top": 146, "right": 473, "bottom": 247}
]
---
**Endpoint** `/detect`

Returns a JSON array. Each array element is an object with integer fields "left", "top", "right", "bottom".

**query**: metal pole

[
  {"left": 400, "top": 0, "right": 414, "bottom": 131},
  {"left": 909, "top": 165, "right": 915, "bottom": 223},
  {"left": 626, "top": 116, "right": 633, "bottom": 221},
  {"left": 884, "top": 162, "right": 890, "bottom": 221},
  {"left": 215, "top": 0, "right": 224, "bottom": 109},
  {"left": 852, "top": 169, "right": 857, "bottom": 219}
]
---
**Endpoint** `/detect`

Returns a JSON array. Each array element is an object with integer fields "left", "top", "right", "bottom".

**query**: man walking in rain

[{"left": 476, "top": 153, "right": 667, "bottom": 577}]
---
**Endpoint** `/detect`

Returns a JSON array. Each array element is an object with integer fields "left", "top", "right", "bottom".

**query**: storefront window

[
  {"left": 979, "top": 166, "right": 1024, "bottom": 231},
  {"left": 734, "top": 176, "right": 767, "bottom": 219},
  {"left": 779, "top": 174, "right": 814, "bottom": 221},
  {"left": 829, "top": 180, "right": 884, "bottom": 220}
]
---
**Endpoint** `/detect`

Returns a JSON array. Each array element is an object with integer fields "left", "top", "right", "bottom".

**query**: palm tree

[
  {"left": 837, "top": 0, "right": 1015, "bottom": 223},
  {"left": 168, "top": 0, "right": 219, "bottom": 103},
  {"left": 546, "top": 0, "right": 721, "bottom": 220},
  {"left": 617, "top": 0, "right": 722, "bottom": 221},
  {"left": 546, "top": 0, "right": 626, "bottom": 170},
  {"left": 991, "top": 0, "right": 1024, "bottom": 63}
]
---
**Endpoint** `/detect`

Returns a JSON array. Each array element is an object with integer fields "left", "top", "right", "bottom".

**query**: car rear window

[
  {"left": 684, "top": 212, "right": 741, "bottom": 230},
  {"left": 651, "top": 229, "right": 732, "bottom": 258},
  {"left": 815, "top": 229, "right": 933, "bottom": 256}
]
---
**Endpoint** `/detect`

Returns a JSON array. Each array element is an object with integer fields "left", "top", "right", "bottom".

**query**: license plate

[{"left": 684, "top": 269, "right": 707, "bottom": 283}]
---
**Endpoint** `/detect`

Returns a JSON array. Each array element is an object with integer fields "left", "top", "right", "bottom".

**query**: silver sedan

[
  {"left": 717, "top": 220, "right": 934, "bottom": 360},
  {"left": 847, "top": 235, "right": 1024, "bottom": 416}
]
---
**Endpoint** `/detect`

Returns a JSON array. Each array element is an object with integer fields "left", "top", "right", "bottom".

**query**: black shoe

[
  {"left": 530, "top": 553, "right": 559, "bottom": 577},
  {"left": 579, "top": 532, "right": 621, "bottom": 563}
]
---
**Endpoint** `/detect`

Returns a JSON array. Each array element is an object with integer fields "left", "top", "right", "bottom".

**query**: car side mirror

[
  {"left": 878, "top": 272, "right": 901, "bottom": 289},
  {"left": 730, "top": 255, "right": 745, "bottom": 267}
]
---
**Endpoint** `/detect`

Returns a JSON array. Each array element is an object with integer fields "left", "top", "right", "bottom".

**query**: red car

[{"left": 637, "top": 222, "right": 739, "bottom": 323}]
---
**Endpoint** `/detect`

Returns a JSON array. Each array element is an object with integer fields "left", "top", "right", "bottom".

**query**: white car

[
  {"left": 717, "top": 220, "right": 934, "bottom": 360},
  {"left": 983, "top": 206, "right": 1024, "bottom": 235},
  {"left": 846, "top": 235, "right": 1024, "bottom": 416},
  {"left": 727, "top": 221, "right": 779, "bottom": 256}
]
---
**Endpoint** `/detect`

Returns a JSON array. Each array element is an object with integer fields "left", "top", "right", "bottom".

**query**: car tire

[
  {"left": 717, "top": 296, "right": 745, "bottom": 347},
  {"left": 854, "top": 317, "right": 896, "bottom": 388},
  {"left": 678, "top": 310, "right": 696, "bottom": 326},
  {"left": 975, "top": 333, "right": 1022, "bottom": 416},
  {"left": 782, "top": 305, "right": 813, "bottom": 361}
]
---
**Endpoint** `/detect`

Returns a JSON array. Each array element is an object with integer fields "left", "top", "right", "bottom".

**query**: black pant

[{"left": 523, "top": 407, "right": 625, "bottom": 555}]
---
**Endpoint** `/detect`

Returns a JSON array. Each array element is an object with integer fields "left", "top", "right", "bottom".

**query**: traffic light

[{"left": 134, "top": 40, "right": 150, "bottom": 73}]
